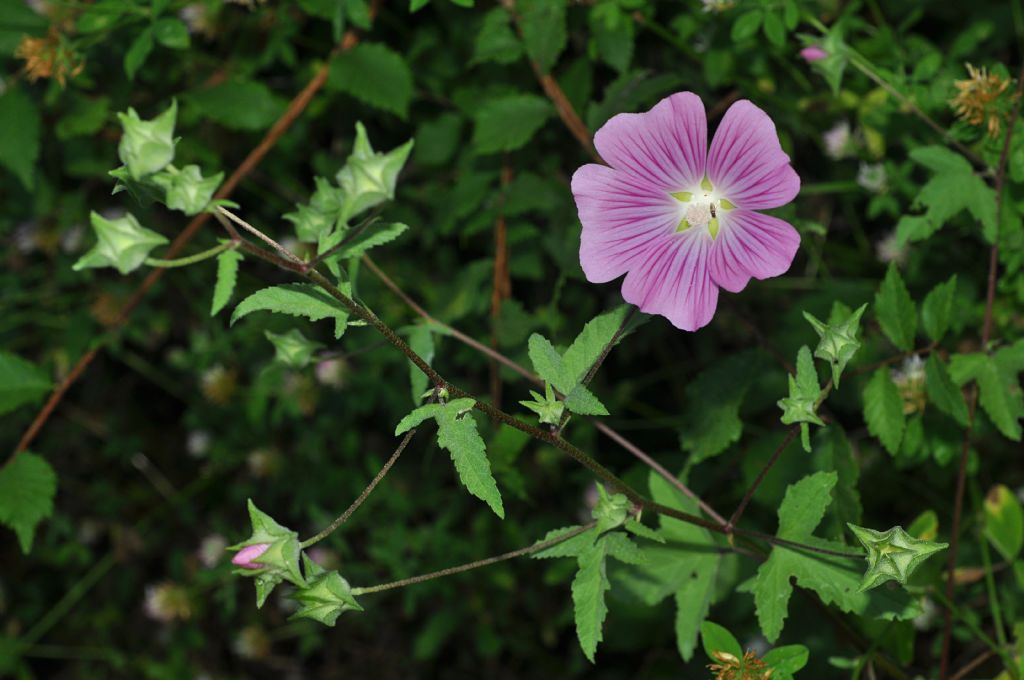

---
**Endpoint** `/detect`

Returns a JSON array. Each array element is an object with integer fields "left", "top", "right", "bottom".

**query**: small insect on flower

[
  {"left": 950, "top": 63, "right": 1014, "bottom": 139},
  {"left": 571, "top": 92, "right": 800, "bottom": 331}
]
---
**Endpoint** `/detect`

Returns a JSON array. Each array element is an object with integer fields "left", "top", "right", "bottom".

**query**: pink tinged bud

[
  {"left": 800, "top": 46, "right": 828, "bottom": 62},
  {"left": 232, "top": 543, "right": 271, "bottom": 569}
]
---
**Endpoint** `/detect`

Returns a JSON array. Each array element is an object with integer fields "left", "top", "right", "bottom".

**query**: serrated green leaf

[
  {"left": 731, "top": 10, "right": 762, "bottom": 41},
  {"left": 527, "top": 333, "right": 565, "bottom": 388},
  {"left": 328, "top": 43, "right": 414, "bottom": 118},
  {"left": 984, "top": 484, "right": 1024, "bottom": 561},
  {"left": 333, "top": 222, "right": 408, "bottom": 260},
  {"left": 124, "top": 28, "right": 153, "bottom": 80},
  {"left": 0, "top": 351, "right": 52, "bottom": 416},
  {"left": 563, "top": 384, "right": 608, "bottom": 416},
  {"left": 187, "top": 79, "right": 288, "bottom": 131},
  {"left": 624, "top": 518, "right": 664, "bottom": 543},
  {"left": 0, "top": 453, "right": 57, "bottom": 553},
  {"left": 230, "top": 283, "right": 351, "bottom": 339},
  {"left": 921, "top": 275, "right": 957, "bottom": 343},
  {"left": 211, "top": 248, "right": 243, "bottom": 317},
  {"left": 949, "top": 351, "right": 1023, "bottom": 441},
  {"left": 811, "top": 427, "right": 862, "bottom": 541},
  {"left": 896, "top": 146, "right": 996, "bottom": 243},
  {"left": 748, "top": 473, "right": 920, "bottom": 642},
  {"left": 616, "top": 472, "right": 720, "bottom": 661},
  {"left": 762, "top": 11, "right": 786, "bottom": 46},
  {"left": 517, "top": 0, "right": 566, "bottom": 73},
  {"left": 875, "top": 264, "right": 917, "bottom": 351},
  {"left": 561, "top": 306, "right": 630, "bottom": 384},
  {"left": 700, "top": 620, "right": 742, "bottom": 660},
  {"left": 680, "top": 351, "right": 760, "bottom": 461},
  {"left": 0, "top": 88, "right": 40, "bottom": 190},
  {"left": 863, "top": 368, "right": 906, "bottom": 455},
  {"left": 153, "top": 17, "right": 190, "bottom": 49},
  {"left": 924, "top": 354, "right": 968, "bottom": 426},
  {"left": 472, "top": 94, "right": 553, "bottom": 154},
  {"left": 603, "top": 532, "right": 646, "bottom": 565},
  {"left": 472, "top": 8, "right": 521, "bottom": 65},
  {"left": 572, "top": 540, "right": 609, "bottom": 662},
  {"left": 406, "top": 324, "right": 435, "bottom": 404},
  {"left": 762, "top": 645, "right": 810, "bottom": 675},
  {"left": 531, "top": 525, "right": 597, "bottom": 559},
  {"left": 396, "top": 399, "right": 504, "bottom": 518}
]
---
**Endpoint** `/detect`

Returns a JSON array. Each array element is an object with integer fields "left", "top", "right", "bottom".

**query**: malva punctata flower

[
  {"left": 571, "top": 92, "right": 800, "bottom": 331},
  {"left": 232, "top": 543, "right": 271, "bottom": 569}
]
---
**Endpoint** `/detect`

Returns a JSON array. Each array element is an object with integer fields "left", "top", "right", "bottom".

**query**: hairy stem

[
  {"left": 299, "top": 427, "right": 420, "bottom": 548},
  {"left": 217, "top": 209, "right": 867, "bottom": 561}
]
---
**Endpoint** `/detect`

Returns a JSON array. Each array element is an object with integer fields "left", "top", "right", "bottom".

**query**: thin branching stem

[
  {"left": 217, "top": 212, "right": 860, "bottom": 560},
  {"left": 144, "top": 240, "right": 237, "bottom": 268},
  {"left": 353, "top": 522, "right": 597, "bottom": 595},
  {"left": 938, "top": 60, "right": 1024, "bottom": 680}
]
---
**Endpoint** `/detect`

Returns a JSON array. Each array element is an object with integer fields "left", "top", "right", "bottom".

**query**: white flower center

[
  {"left": 670, "top": 178, "right": 734, "bottom": 238},
  {"left": 684, "top": 201, "right": 713, "bottom": 228}
]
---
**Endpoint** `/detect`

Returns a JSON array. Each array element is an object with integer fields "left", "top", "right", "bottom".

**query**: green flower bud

[
  {"left": 73, "top": 212, "right": 169, "bottom": 275},
  {"left": 265, "top": 329, "right": 324, "bottom": 369},
  {"left": 519, "top": 382, "right": 565, "bottom": 426},
  {"left": 116, "top": 100, "right": 177, "bottom": 179},
  {"left": 229, "top": 499, "right": 305, "bottom": 608},
  {"left": 803, "top": 303, "right": 867, "bottom": 388},
  {"left": 290, "top": 554, "right": 363, "bottom": 626},
  {"left": 151, "top": 164, "right": 223, "bottom": 216},
  {"left": 592, "top": 485, "right": 631, "bottom": 534},
  {"left": 847, "top": 523, "right": 948, "bottom": 591},
  {"left": 335, "top": 122, "right": 413, "bottom": 219}
]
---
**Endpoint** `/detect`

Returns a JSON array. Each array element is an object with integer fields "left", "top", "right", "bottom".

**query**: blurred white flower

[
  {"left": 197, "top": 534, "right": 227, "bottom": 568},
  {"left": 857, "top": 162, "right": 887, "bottom": 193},
  {"left": 875, "top": 231, "right": 908, "bottom": 266},
  {"left": 187, "top": 430, "right": 211, "bottom": 459},
  {"left": 823, "top": 121, "right": 852, "bottom": 160},
  {"left": 143, "top": 581, "right": 192, "bottom": 622},
  {"left": 315, "top": 358, "right": 347, "bottom": 388},
  {"left": 701, "top": 0, "right": 735, "bottom": 12}
]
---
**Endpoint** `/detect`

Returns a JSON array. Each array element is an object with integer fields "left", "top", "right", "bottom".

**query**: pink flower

[
  {"left": 571, "top": 92, "right": 801, "bottom": 331},
  {"left": 800, "top": 46, "right": 828, "bottom": 62},
  {"left": 232, "top": 543, "right": 270, "bottom": 569}
]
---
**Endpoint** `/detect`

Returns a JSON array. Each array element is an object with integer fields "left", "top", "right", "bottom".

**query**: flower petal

[
  {"left": 707, "top": 100, "right": 800, "bottom": 209},
  {"left": 708, "top": 209, "right": 801, "bottom": 293},
  {"left": 594, "top": 92, "right": 708, "bottom": 191},
  {"left": 620, "top": 231, "right": 719, "bottom": 331},
  {"left": 572, "top": 163, "right": 679, "bottom": 283}
]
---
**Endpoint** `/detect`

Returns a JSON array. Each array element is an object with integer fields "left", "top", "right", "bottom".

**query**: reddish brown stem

[
  {"left": 938, "top": 62, "right": 1024, "bottom": 680},
  {"left": 9, "top": 25, "right": 371, "bottom": 462}
]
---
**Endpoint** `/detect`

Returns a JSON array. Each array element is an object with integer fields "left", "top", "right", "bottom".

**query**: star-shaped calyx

[
  {"left": 229, "top": 499, "right": 306, "bottom": 607},
  {"left": 847, "top": 523, "right": 948, "bottom": 591},
  {"left": 290, "top": 554, "right": 364, "bottom": 626},
  {"left": 803, "top": 303, "right": 867, "bottom": 388}
]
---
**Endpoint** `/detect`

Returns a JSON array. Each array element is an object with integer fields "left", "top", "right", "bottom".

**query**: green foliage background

[{"left": 2, "top": 0, "right": 1024, "bottom": 677}]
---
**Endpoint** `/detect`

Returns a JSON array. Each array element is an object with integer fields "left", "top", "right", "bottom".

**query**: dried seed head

[{"left": 950, "top": 63, "right": 1014, "bottom": 139}]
